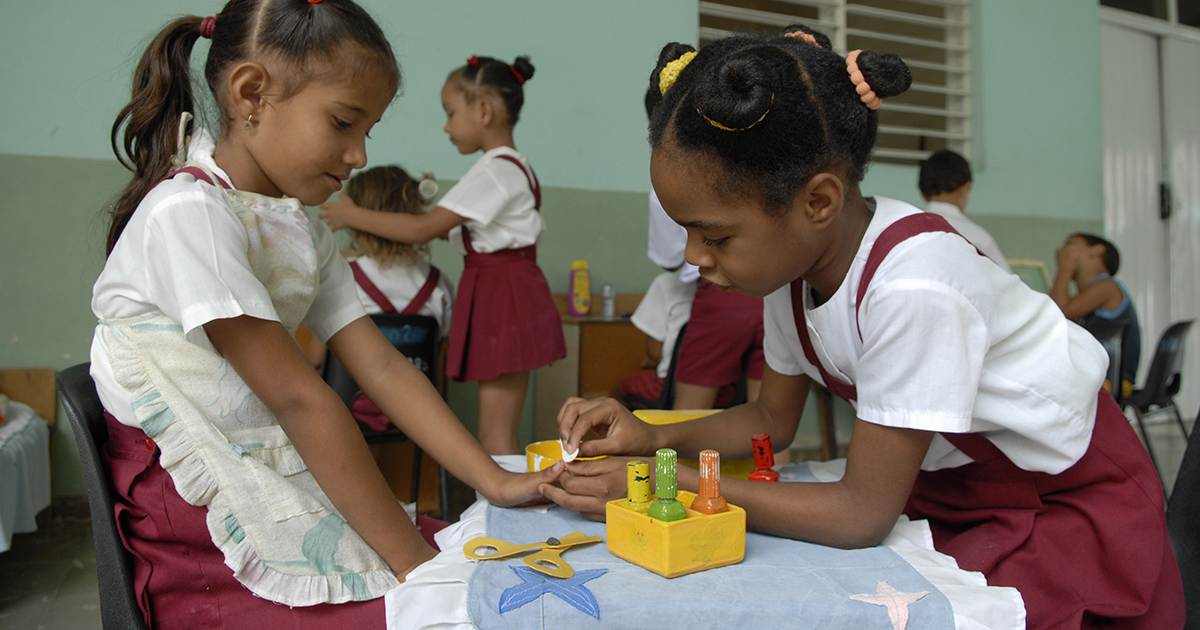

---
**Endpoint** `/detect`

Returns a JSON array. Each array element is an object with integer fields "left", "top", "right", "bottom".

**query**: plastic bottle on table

[{"left": 568, "top": 259, "right": 591, "bottom": 317}]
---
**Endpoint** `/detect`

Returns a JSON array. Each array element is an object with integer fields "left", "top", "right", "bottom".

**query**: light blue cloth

[
  {"left": 0, "top": 402, "right": 52, "bottom": 554},
  {"left": 468, "top": 463, "right": 954, "bottom": 629}
]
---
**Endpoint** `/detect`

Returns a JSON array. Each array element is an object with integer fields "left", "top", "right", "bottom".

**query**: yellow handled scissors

[{"left": 462, "top": 532, "right": 602, "bottom": 579}]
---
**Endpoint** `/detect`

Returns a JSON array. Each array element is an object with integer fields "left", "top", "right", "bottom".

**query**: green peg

[{"left": 648, "top": 448, "right": 687, "bottom": 522}]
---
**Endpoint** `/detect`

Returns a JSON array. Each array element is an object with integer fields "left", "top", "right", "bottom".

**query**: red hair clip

[
  {"left": 467, "top": 55, "right": 480, "bottom": 68},
  {"left": 510, "top": 67, "right": 526, "bottom": 85},
  {"left": 308, "top": 0, "right": 323, "bottom": 4}
]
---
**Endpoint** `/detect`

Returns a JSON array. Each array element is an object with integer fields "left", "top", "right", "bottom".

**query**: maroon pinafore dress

[{"left": 445, "top": 155, "right": 566, "bottom": 382}]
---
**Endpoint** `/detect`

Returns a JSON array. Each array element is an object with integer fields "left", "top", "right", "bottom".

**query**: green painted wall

[{"left": 0, "top": 0, "right": 1107, "bottom": 496}]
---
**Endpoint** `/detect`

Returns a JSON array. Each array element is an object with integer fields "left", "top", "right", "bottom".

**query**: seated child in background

[
  {"left": 918, "top": 149, "right": 1010, "bottom": 271},
  {"left": 616, "top": 270, "right": 698, "bottom": 408},
  {"left": 344, "top": 166, "right": 455, "bottom": 333},
  {"left": 342, "top": 166, "right": 456, "bottom": 430},
  {"left": 1052, "top": 233, "right": 1142, "bottom": 397}
]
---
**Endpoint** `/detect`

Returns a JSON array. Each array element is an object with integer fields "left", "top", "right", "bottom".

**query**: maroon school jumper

[
  {"left": 100, "top": 167, "right": 444, "bottom": 628},
  {"left": 790, "top": 213, "right": 1184, "bottom": 629},
  {"left": 674, "top": 281, "right": 765, "bottom": 388},
  {"left": 349, "top": 261, "right": 443, "bottom": 430},
  {"left": 445, "top": 155, "right": 565, "bottom": 382}
]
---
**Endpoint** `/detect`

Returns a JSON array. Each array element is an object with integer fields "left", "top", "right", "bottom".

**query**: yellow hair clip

[
  {"left": 658, "top": 50, "right": 698, "bottom": 96},
  {"left": 701, "top": 94, "right": 775, "bottom": 132}
]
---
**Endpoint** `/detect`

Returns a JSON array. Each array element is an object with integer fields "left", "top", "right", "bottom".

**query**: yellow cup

[{"left": 525, "top": 439, "right": 606, "bottom": 472}]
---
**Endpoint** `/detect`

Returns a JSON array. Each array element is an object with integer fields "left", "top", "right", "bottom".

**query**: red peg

[{"left": 748, "top": 433, "right": 779, "bottom": 483}]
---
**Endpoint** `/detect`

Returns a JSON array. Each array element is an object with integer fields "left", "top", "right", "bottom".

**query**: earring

[{"left": 244, "top": 113, "right": 255, "bottom": 129}]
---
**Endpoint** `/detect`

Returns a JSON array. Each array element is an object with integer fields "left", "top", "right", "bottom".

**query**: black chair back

[
  {"left": 1168, "top": 406, "right": 1200, "bottom": 630},
  {"left": 322, "top": 313, "right": 440, "bottom": 409},
  {"left": 658, "top": 323, "right": 689, "bottom": 409},
  {"left": 1130, "top": 320, "right": 1194, "bottom": 410},
  {"left": 56, "top": 363, "right": 148, "bottom": 630},
  {"left": 1083, "top": 317, "right": 1128, "bottom": 403}
]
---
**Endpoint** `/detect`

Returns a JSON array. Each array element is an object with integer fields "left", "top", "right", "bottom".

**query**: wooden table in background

[{"left": 533, "top": 293, "right": 646, "bottom": 438}]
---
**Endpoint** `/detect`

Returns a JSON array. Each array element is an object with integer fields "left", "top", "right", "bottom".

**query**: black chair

[
  {"left": 321, "top": 313, "right": 449, "bottom": 518},
  {"left": 1082, "top": 316, "right": 1129, "bottom": 406},
  {"left": 1126, "top": 320, "right": 1194, "bottom": 478},
  {"left": 56, "top": 363, "right": 148, "bottom": 630},
  {"left": 1168, "top": 404, "right": 1200, "bottom": 629},
  {"left": 620, "top": 324, "right": 689, "bottom": 410}
]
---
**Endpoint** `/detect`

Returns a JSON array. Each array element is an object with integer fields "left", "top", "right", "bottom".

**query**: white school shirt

[
  {"left": 440, "top": 147, "right": 543, "bottom": 255},
  {"left": 924, "top": 201, "right": 1011, "bottom": 272},
  {"left": 647, "top": 188, "right": 700, "bottom": 283},
  {"left": 350, "top": 256, "right": 455, "bottom": 337},
  {"left": 631, "top": 271, "right": 698, "bottom": 378},
  {"left": 763, "top": 197, "right": 1108, "bottom": 473},
  {"left": 90, "top": 130, "right": 365, "bottom": 427}
]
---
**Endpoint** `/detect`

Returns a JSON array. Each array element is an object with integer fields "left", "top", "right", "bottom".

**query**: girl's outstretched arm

[
  {"left": 327, "top": 317, "right": 563, "bottom": 508},
  {"left": 204, "top": 315, "right": 436, "bottom": 579},
  {"left": 320, "top": 195, "right": 464, "bottom": 244}
]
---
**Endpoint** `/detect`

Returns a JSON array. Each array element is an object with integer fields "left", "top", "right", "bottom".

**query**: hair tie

[
  {"left": 308, "top": 0, "right": 323, "bottom": 4},
  {"left": 658, "top": 50, "right": 697, "bottom": 96},
  {"left": 510, "top": 66, "right": 526, "bottom": 86},
  {"left": 199, "top": 15, "right": 217, "bottom": 39},
  {"left": 784, "top": 30, "right": 818, "bottom": 46},
  {"left": 701, "top": 94, "right": 774, "bottom": 132},
  {"left": 467, "top": 55, "right": 480, "bottom": 68},
  {"left": 417, "top": 175, "right": 439, "bottom": 201},
  {"left": 845, "top": 50, "right": 881, "bottom": 111}
]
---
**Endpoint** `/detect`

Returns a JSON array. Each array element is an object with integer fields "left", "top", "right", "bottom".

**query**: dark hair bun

[
  {"left": 511, "top": 56, "right": 535, "bottom": 82},
  {"left": 693, "top": 47, "right": 778, "bottom": 131},
  {"left": 781, "top": 23, "right": 833, "bottom": 50},
  {"left": 856, "top": 51, "right": 911, "bottom": 98}
]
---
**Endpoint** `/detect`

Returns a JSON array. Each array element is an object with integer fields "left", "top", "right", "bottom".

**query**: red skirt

[
  {"left": 905, "top": 393, "right": 1185, "bottom": 629},
  {"left": 675, "top": 280, "right": 765, "bottom": 387},
  {"left": 102, "top": 412, "right": 444, "bottom": 628},
  {"left": 446, "top": 244, "right": 566, "bottom": 382}
]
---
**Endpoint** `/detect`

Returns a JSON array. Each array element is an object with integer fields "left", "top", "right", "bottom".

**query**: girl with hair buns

[
  {"left": 92, "top": 3, "right": 561, "bottom": 625},
  {"left": 323, "top": 54, "right": 565, "bottom": 456},
  {"left": 546, "top": 25, "right": 1183, "bottom": 628}
]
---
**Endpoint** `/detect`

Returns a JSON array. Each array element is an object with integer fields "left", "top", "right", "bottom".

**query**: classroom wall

[{"left": 0, "top": 0, "right": 1105, "bottom": 496}]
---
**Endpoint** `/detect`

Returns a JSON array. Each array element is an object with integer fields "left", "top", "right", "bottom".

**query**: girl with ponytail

[
  {"left": 548, "top": 25, "right": 1184, "bottom": 628},
  {"left": 92, "top": 3, "right": 560, "bottom": 626}
]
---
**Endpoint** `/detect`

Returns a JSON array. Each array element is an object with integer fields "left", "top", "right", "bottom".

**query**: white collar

[{"left": 925, "top": 200, "right": 966, "bottom": 218}]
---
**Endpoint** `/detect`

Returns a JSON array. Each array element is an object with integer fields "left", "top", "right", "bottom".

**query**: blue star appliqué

[{"left": 497, "top": 566, "right": 608, "bottom": 619}]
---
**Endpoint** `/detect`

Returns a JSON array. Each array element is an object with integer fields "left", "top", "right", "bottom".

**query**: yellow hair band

[
  {"left": 658, "top": 51, "right": 697, "bottom": 95},
  {"left": 701, "top": 94, "right": 774, "bottom": 132}
]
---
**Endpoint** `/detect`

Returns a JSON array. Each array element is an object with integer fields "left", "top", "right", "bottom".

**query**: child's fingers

[
  {"left": 563, "top": 458, "right": 625, "bottom": 477},
  {"left": 557, "top": 397, "right": 611, "bottom": 444},
  {"left": 556, "top": 397, "right": 586, "bottom": 440},
  {"left": 538, "top": 483, "right": 607, "bottom": 520},
  {"left": 533, "top": 460, "right": 564, "bottom": 484},
  {"left": 558, "top": 471, "right": 614, "bottom": 499},
  {"left": 576, "top": 436, "right": 622, "bottom": 458},
  {"left": 565, "top": 410, "right": 613, "bottom": 453}
]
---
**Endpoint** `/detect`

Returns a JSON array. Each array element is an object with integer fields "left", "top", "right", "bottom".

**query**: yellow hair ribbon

[
  {"left": 701, "top": 94, "right": 774, "bottom": 132},
  {"left": 658, "top": 50, "right": 698, "bottom": 96}
]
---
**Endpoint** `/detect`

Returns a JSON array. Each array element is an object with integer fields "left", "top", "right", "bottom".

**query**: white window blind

[{"left": 699, "top": 0, "right": 972, "bottom": 164}]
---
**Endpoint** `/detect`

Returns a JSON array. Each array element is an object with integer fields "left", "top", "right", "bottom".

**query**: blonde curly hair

[{"left": 344, "top": 165, "right": 436, "bottom": 267}]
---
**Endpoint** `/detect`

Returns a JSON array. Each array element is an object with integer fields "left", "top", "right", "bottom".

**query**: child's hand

[
  {"left": 1056, "top": 243, "right": 1081, "bottom": 271},
  {"left": 557, "top": 397, "right": 657, "bottom": 457},
  {"left": 539, "top": 457, "right": 652, "bottom": 521},
  {"left": 487, "top": 463, "right": 565, "bottom": 508},
  {"left": 319, "top": 193, "right": 357, "bottom": 231}
]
